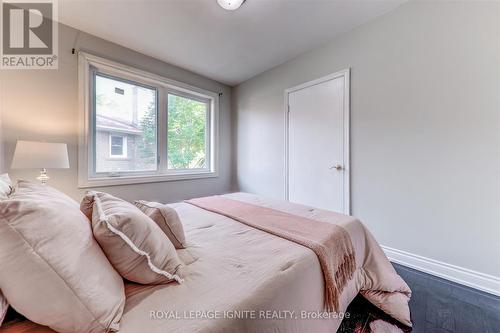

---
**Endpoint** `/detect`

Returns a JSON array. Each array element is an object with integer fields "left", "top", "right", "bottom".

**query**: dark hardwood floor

[{"left": 338, "top": 263, "right": 500, "bottom": 333}]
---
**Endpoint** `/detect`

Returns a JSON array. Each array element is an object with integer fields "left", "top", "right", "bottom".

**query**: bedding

[
  {"left": 0, "top": 181, "right": 125, "bottom": 333},
  {"left": 186, "top": 195, "right": 356, "bottom": 313},
  {"left": 0, "top": 291, "right": 7, "bottom": 326},
  {"left": 134, "top": 200, "right": 186, "bottom": 249},
  {"left": 2, "top": 192, "right": 411, "bottom": 333},
  {"left": 81, "top": 192, "right": 183, "bottom": 285},
  {"left": 0, "top": 175, "right": 13, "bottom": 326},
  {"left": 0, "top": 174, "right": 12, "bottom": 200}
]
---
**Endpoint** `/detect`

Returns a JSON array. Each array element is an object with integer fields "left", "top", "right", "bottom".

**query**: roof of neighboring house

[{"left": 96, "top": 114, "right": 142, "bottom": 135}]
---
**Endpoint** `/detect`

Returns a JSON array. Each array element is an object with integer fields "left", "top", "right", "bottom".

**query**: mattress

[{"left": 0, "top": 192, "right": 411, "bottom": 333}]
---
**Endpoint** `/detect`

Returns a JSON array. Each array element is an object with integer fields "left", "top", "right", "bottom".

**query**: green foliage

[
  {"left": 137, "top": 94, "right": 206, "bottom": 169},
  {"left": 138, "top": 101, "right": 157, "bottom": 164},
  {"left": 167, "top": 95, "right": 206, "bottom": 169}
]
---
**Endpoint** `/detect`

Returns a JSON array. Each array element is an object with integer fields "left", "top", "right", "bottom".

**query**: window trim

[{"left": 78, "top": 51, "right": 219, "bottom": 188}]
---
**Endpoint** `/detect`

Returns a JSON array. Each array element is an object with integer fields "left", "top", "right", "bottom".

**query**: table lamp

[{"left": 11, "top": 140, "right": 70, "bottom": 184}]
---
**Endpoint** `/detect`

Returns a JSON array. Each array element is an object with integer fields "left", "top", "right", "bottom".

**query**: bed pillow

[
  {"left": 134, "top": 200, "right": 186, "bottom": 249},
  {"left": 0, "top": 174, "right": 12, "bottom": 200},
  {"left": 0, "top": 290, "right": 7, "bottom": 326},
  {"left": 0, "top": 181, "right": 125, "bottom": 333},
  {"left": 81, "top": 191, "right": 183, "bottom": 285},
  {"left": 0, "top": 174, "right": 12, "bottom": 326}
]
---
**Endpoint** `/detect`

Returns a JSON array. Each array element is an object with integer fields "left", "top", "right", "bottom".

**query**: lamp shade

[{"left": 11, "top": 140, "right": 69, "bottom": 169}]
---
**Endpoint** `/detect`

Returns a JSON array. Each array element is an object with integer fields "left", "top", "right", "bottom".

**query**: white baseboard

[{"left": 382, "top": 245, "right": 500, "bottom": 297}]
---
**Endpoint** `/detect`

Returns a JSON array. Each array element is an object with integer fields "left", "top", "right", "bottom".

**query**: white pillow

[
  {"left": 0, "top": 174, "right": 12, "bottom": 200},
  {"left": 0, "top": 174, "right": 10, "bottom": 323},
  {"left": 0, "top": 290, "right": 7, "bottom": 326},
  {"left": 0, "top": 181, "right": 125, "bottom": 333},
  {"left": 81, "top": 192, "right": 183, "bottom": 285},
  {"left": 134, "top": 200, "right": 187, "bottom": 249}
]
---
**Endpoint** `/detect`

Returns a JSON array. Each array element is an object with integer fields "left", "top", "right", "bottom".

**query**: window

[
  {"left": 109, "top": 135, "right": 127, "bottom": 158},
  {"left": 167, "top": 93, "right": 209, "bottom": 170},
  {"left": 78, "top": 52, "right": 219, "bottom": 187},
  {"left": 94, "top": 73, "right": 157, "bottom": 173}
]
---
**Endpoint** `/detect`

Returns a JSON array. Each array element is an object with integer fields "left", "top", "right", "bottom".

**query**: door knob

[{"left": 329, "top": 164, "right": 343, "bottom": 171}]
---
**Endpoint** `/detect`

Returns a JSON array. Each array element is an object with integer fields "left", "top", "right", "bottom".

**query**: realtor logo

[{"left": 1, "top": 0, "right": 58, "bottom": 69}]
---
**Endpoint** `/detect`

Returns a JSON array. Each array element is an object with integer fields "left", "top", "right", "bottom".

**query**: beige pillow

[
  {"left": 0, "top": 181, "right": 125, "bottom": 333},
  {"left": 0, "top": 174, "right": 12, "bottom": 200},
  {"left": 81, "top": 192, "right": 183, "bottom": 285},
  {"left": 0, "top": 290, "right": 7, "bottom": 326},
  {"left": 134, "top": 200, "right": 186, "bottom": 249}
]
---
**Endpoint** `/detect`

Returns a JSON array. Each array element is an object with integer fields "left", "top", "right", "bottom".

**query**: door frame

[{"left": 284, "top": 68, "right": 351, "bottom": 214}]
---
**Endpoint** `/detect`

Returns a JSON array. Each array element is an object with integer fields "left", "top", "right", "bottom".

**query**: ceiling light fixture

[{"left": 217, "top": 0, "right": 245, "bottom": 11}]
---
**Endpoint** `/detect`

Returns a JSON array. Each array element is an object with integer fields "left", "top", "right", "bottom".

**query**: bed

[{"left": 0, "top": 192, "right": 411, "bottom": 333}]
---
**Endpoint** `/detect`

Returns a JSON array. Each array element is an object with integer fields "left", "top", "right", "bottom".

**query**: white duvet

[{"left": 118, "top": 193, "right": 412, "bottom": 333}]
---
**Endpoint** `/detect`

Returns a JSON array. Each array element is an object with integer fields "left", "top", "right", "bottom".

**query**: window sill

[
  {"left": 107, "top": 157, "right": 129, "bottom": 161},
  {"left": 78, "top": 171, "right": 218, "bottom": 188}
]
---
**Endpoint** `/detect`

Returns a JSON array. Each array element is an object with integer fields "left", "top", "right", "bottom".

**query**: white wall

[
  {"left": 0, "top": 23, "right": 233, "bottom": 203},
  {"left": 234, "top": 1, "right": 500, "bottom": 280}
]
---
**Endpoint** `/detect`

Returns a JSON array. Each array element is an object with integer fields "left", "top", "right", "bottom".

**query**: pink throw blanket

[{"left": 186, "top": 196, "right": 356, "bottom": 312}]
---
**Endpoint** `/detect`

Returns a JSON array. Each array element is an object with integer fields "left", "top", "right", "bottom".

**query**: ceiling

[{"left": 58, "top": 0, "right": 406, "bottom": 86}]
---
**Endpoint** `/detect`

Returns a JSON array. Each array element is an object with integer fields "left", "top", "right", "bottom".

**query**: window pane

[
  {"left": 111, "top": 136, "right": 122, "bottom": 146},
  {"left": 167, "top": 94, "right": 207, "bottom": 170},
  {"left": 110, "top": 136, "right": 124, "bottom": 156},
  {"left": 111, "top": 146, "right": 123, "bottom": 156},
  {"left": 95, "top": 74, "right": 157, "bottom": 173}
]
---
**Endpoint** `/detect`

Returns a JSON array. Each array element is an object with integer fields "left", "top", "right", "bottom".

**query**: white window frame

[
  {"left": 109, "top": 134, "right": 127, "bottom": 159},
  {"left": 78, "top": 52, "right": 219, "bottom": 188}
]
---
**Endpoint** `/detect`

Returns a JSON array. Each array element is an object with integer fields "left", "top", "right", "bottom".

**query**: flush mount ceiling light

[{"left": 217, "top": 0, "right": 245, "bottom": 11}]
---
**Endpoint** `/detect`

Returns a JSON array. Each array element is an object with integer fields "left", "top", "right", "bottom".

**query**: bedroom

[{"left": 0, "top": 0, "right": 498, "bottom": 332}]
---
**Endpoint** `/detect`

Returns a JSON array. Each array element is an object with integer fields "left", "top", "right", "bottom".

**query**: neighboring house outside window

[{"left": 95, "top": 113, "right": 145, "bottom": 173}]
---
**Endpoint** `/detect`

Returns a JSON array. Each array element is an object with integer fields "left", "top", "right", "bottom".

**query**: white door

[{"left": 286, "top": 70, "right": 350, "bottom": 214}]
